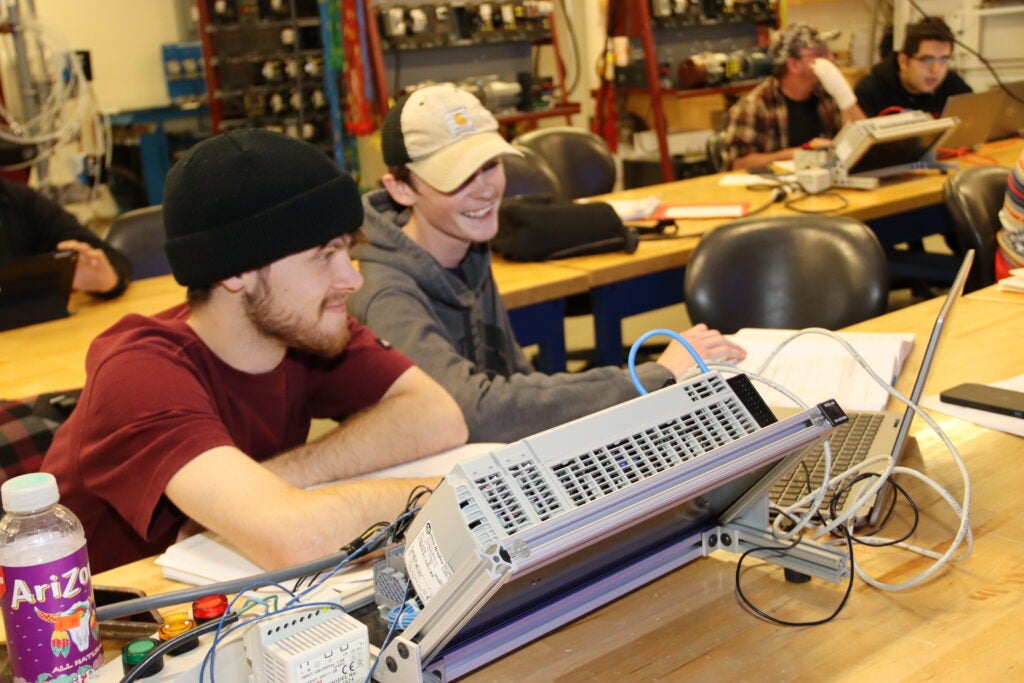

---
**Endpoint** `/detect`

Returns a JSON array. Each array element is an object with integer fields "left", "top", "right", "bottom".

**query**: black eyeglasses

[{"left": 911, "top": 55, "right": 951, "bottom": 67}]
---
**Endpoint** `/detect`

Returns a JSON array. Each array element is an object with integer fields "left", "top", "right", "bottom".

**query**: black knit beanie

[{"left": 163, "top": 129, "right": 362, "bottom": 287}]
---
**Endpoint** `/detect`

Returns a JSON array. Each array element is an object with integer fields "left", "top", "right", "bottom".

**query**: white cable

[
  {"left": 711, "top": 327, "right": 972, "bottom": 591},
  {"left": 0, "top": 16, "right": 107, "bottom": 182},
  {"left": 709, "top": 361, "right": 837, "bottom": 537},
  {"left": 710, "top": 361, "right": 898, "bottom": 540}
]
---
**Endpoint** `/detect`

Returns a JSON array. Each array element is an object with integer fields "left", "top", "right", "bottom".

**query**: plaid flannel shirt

[
  {"left": 0, "top": 392, "right": 78, "bottom": 484},
  {"left": 721, "top": 76, "right": 843, "bottom": 169}
]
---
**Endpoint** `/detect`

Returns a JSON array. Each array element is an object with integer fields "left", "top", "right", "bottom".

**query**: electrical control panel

[{"left": 89, "top": 591, "right": 368, "bottom": 683}]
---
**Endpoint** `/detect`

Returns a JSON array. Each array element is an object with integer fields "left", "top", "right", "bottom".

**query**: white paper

[
  {"left": 921, "top": 373, "right": 1024, "bottom": 437},
  {"left": 156, "top": 443, "right": 505, "bottom": 585},
  {"left": 718, "top": 173, "right": 774, "bottom": 186},
  {"left": 361, "top": 442, "right": 503, "bottom": 480},
  {"left": 596, "top": 196, "right": 662, "bottom": 221},
  {"left": 728, "top": 328, "right": 915, "bottom": 412},
  {"left": 155, "top": 532, "right": 262, "bottom": 585},
  {"left": 659, "top": 204, "right": 747, "bottom": 219},
  {"left": 157, "top": 531, "right": 373, "bottom": 588},
  {"left": 997, "top": 274, "right": 1024, "bottom": 293}
]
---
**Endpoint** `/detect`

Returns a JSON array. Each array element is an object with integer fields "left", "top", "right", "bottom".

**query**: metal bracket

[{"left": 700, "top": 493, "right": 851, "bottom": 585}]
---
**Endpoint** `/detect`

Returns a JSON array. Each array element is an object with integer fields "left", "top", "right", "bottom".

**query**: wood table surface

[
  {"left": 461, "top": 290, "right": 1024, "bottom": 682},
  {"left": 0, "top": 276, "right": 186, "bottom": 398},
  {"left": 552, "top": 138, "right": 1023, "bottom": 285},
  {"left": 0, "top": 258, "right": 591, "bottom": 399},
  {"left": 44, "top": 287, "right": 1024, "bottom": 682}
]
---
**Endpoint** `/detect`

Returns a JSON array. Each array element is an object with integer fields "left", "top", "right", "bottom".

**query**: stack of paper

[
  {"left": 156, "top": 532, "right": 264, "bottom": 585},
  {"left": 650, "top": 202, "right": 748, "bottom": 219},
  {"left": 728, "top": 328, "right": 915, "bottom": 412},
  {"left": 997, "top": 268, "right": 1024, "bottom": 293},
  {"left": 590, "top": 196, "right": 662, "bottom": 221},
  {"left": 156, "top": 444, "right": 501, "bottom": 585},
  {"left": 155, "top": 531, "right": 376, "bottom": 601}
]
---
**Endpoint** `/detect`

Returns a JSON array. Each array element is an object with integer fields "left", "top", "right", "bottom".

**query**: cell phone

[
  {"left": 94, "top": 585, "right": 163, "bottom": 639},
  {"left": 939, "top": 382, "right": 1024, "bottom": 419}
]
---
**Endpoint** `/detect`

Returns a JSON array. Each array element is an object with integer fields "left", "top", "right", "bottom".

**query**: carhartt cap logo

[{"left": 444, "top": 107, "right": 476, "bottom": 138}]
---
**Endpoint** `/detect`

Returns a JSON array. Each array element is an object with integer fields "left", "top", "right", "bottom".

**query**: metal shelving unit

[{"left": 596, "top": 0, "right": 778, "bottom": 182}]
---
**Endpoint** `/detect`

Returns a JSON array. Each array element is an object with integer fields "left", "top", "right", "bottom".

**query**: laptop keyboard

[{"left": 770, "top": 412, "right": 885, "bottom": 516}]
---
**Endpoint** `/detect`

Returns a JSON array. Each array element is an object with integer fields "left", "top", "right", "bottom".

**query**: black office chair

[
  {"left": 684, "top": 216, "right": 890, "bottom": 334},
  {"left": 502, "top": 147, "right": 563, "bottom": 200},
  {"left": 511, "top": 127, "right": 617, "bottom": 199},
  {"left": 942, "top": 165, "right": 1009, "bottom": 292},
  {"left": 105, "top": 205, "right": 170, "bottom": 280}
]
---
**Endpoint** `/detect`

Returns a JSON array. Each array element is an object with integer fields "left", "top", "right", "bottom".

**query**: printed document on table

[
  {"left": 727, "top": 328, "right": 915, "bottom": 412},
  {"left": 156, "top": 443, "right": 504, "bottom": 585}
]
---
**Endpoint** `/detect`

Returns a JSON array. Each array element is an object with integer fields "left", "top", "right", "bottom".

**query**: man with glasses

[
  {"left": 855, "top": 17, "right": 972, "bottom": 117},
  {"left": 722, "top": 23, "right": 866, "bottom": 170}
]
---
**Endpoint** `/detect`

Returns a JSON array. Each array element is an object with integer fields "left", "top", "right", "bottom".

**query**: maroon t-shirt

[{"left": 42, "top": 304, "right": 413, "bottom": 572}]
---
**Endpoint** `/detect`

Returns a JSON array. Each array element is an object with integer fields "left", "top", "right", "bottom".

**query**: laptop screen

[
  {"left": 939, "top": 91, "right": 1005, "bottom": 149},
  {"left": 890, "top": 249, "right": 975, "bottom": 455}
]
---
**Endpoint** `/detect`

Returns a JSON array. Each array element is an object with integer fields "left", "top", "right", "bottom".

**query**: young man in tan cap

[
  {"left": 350, "top": 83, "right": 745, "bottom": 444},
  {"left": 722, "top": 23, "right": 867, "bottom": 170},
  {"left": 42, "top": 129, "right": 468, "bottom": 572}
]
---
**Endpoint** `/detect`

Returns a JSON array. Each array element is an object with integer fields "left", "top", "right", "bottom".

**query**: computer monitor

[
  {"left": 375, "top": 372, "right": 848, "bottom": 682},
  {"left": 831, "top": 111, "right": 960, "bottom": 179}
]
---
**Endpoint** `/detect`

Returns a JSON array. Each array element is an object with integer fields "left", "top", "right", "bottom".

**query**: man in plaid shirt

[{"left": 722, "top": 24, "right": 867, "bottom": 171}]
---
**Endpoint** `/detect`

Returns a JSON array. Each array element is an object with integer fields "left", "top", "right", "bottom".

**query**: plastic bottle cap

[{"left": 1, "top": 473, "right": 59, "bottom": 513}]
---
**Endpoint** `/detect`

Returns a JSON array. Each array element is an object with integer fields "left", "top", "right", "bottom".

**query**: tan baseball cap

[{"left": 381, "top": 83, "right": 522, "bottom": 192}]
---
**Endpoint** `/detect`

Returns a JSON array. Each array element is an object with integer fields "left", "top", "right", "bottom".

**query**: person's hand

[
  {"left": 57, "top": 239, "right": 120, "bottom": 294},
  {"left": 811, "top": 58, "right": 857, "bottom": 111},
  {"left": 656, "top": 323, "right": 747, "bottom": 378},
  {"left": 804, "top": 137, "right": 833, "bottom": 150}
]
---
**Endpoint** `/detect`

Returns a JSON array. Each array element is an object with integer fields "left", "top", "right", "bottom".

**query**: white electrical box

[{"left": 244, "top": 605, "right": 369, "bottom": 683}]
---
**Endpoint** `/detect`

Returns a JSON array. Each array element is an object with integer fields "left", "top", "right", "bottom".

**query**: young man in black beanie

[{"left": 42, "top": 129, "right": 468, "bottom": 573}]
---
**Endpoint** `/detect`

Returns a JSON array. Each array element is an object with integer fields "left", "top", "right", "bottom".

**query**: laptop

[
  {"left": 769, "top": 249, "right": 975, "bottom": 527},
  {"left": 0, "top": 250, "right": 78, "bottom": 332},
  {"left": 987, "top": 80, "right": 1024, "bottom": 141},
  {"left": 938, "top": 91, "right": 1006, "bottom": 150}
]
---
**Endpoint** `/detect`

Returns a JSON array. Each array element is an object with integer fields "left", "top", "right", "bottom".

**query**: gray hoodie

[{"left": 350, "top": 189, "right": 674, "bottom": 443}]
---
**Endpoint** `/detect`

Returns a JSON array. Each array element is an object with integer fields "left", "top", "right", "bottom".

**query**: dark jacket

[
  {"left": 349, "top": 189, "right": 673, "bottom": 443},
  {"left": 0, "top": 179, "right": 132, "bottom": 297},
  {"left": 854, "top": 53, "right": 972, "bottom": 117}
]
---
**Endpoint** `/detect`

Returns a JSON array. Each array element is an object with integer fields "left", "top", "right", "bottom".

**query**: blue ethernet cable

[{"left": 627, "top": 328, "right": 709, "bottom": 395}]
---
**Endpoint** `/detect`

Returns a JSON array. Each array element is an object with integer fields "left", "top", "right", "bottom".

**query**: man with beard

[
  {"left": 42, "top": 130, "right": 468, "bottom": 573},
  {"left": 721, "top": 23, "right": 866, "bottom": 170}
]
